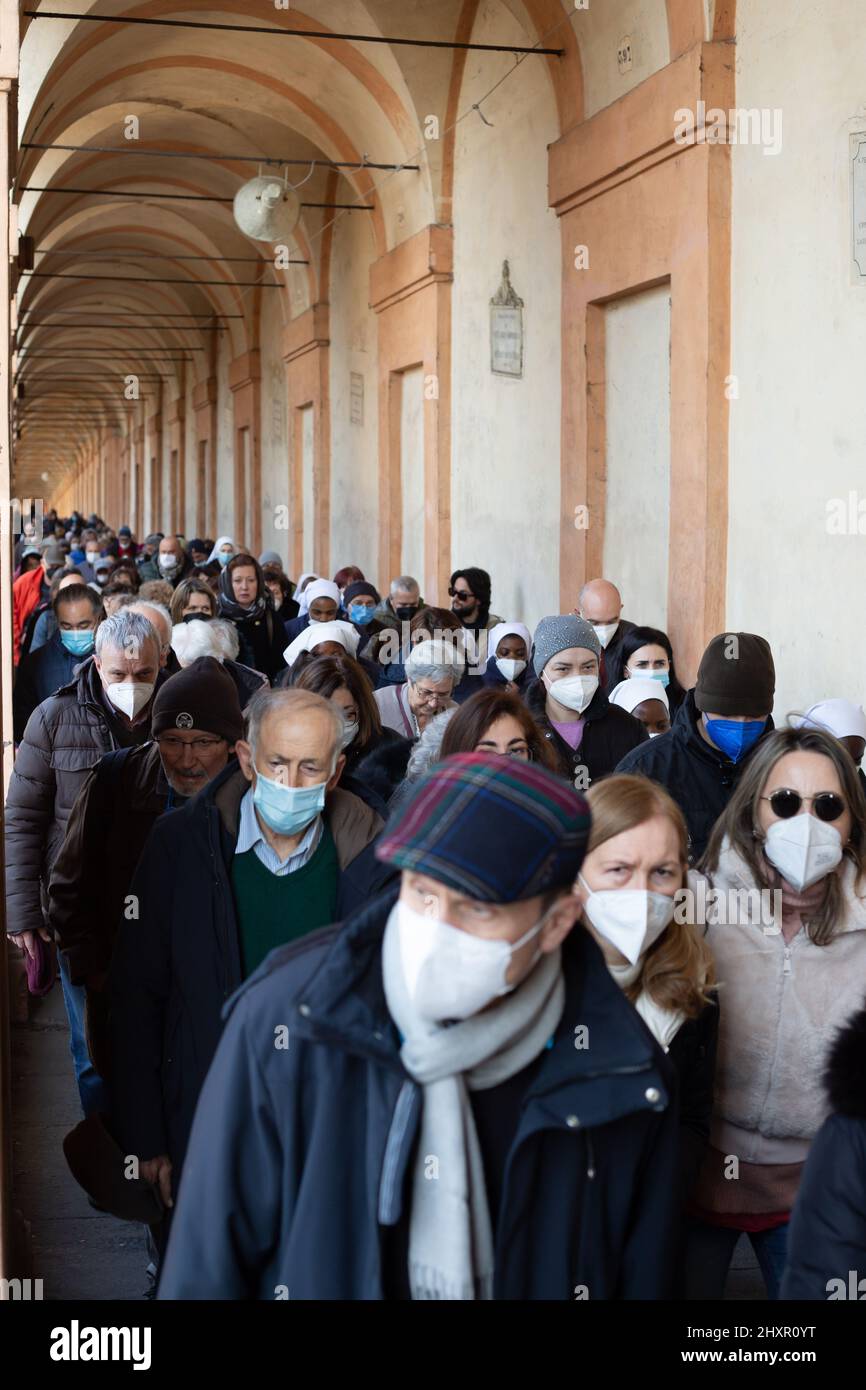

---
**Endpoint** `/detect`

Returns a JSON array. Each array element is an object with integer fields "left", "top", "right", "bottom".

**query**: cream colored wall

[
  {"left": 576, "top": 0, "right": 670, "bottom": 120},
  {"left": 450, "top": 0, "right": 562, "bottom": 630},
  {"left": 328, "top": 210, "right": 380, "bottom": 580},
  {"left": 728, "top": 0, "right": 866, "bottom": 718},
  {"left": 603, "top": 284, "right": 672, "bottom": 632},
  {"left": 259, "top": 295, "right": 290, "bottom": 567},
  {"left": 215, "top": 335, "right": 234, "bottom": 542}
]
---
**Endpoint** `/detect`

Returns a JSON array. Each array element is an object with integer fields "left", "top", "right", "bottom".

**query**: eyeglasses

[
  {"left": 761, "top": 789, "right": 846, "bottom": 822},
  {"left": 158, "top": 736, "right": 225, "bottom": 753},
  {"left": 449, "top": 588, "right": 473, "bottom": 601},
  {"left": 414, "top": 687, "right": 449, "bottom": 704}
]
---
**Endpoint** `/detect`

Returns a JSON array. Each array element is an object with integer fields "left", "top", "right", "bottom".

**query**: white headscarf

[
  {"left": 296, "top": 572, "right": 322, "bottom": 616},
  {"left": 608, "top": 676, "right": 670, "bottom": 714},
  {"left": 207, "top": 535, "right": 237, "bottom": 564},
  {"left": 794, "top": 700, "right": 866, "bottom": 741},
  {"left": 284, "top": 619, "right": 360, "bottom": 666},
  {"left": 302, "top": 578, "right": 341, "bottom": 614},
  {"left": 487, "top": 622, "right": 532, "bottom": 661}
]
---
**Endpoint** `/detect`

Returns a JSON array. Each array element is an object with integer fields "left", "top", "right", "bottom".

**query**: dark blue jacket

[
  {"left": 158, "top": 893, "right": 681, "bottom": 1300},
  {"left": 109, "top": 760, "right": 383, "bottom": 1182},
  {"left": 781, "top": 1000, "right": 866, "bottom": 1300},
  {"left": 13, "top": 630, "right": 82, "bottom": 742},
  {"left": 615, "top": 691, "right": 773, "bottom": 862}
]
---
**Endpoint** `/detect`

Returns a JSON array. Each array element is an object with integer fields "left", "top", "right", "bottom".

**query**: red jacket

[{"left": 13, "top": 566, "right": 45, "bottom": 665}]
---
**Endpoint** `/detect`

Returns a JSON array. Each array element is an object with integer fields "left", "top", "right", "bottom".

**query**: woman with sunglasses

[{"left": 683, "top": 725, "right": 866, "bottom": 1300}]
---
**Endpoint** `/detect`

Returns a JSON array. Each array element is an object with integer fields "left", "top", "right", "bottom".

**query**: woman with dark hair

[
  {"left": 440, "top": 687, "right": 558, "bottom": 771},
  {"left": 292, "top": 653, "right": 412, "bottom": 804},
  {"left": 170, "top": 576, "right": 217, "bottom": 625},
  {"left": 684, "top": 724, "right": 866, "bottom": 1300},
  {"left": 217, "top": 553, "right": 287, "bottom": 681},
  {"left": 605, "top": 625, "right": 686, "bottom": 714},
  {"left": 262, "top": 564, "right": 300, "bottom": 624}
]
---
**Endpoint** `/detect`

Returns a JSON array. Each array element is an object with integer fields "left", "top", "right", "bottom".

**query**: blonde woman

[
  {"left": 574, "top": 775, "right": 718, "bottom": 1202},
  {"left": 684, "top": 724, "right": 866, "bottom": 1300}
]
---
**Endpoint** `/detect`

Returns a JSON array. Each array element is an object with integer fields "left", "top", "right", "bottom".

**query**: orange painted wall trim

[
  {"left": 550, "top": 42, "right": 735, "bottom": 686},
  {"left": 665, "top": 0, "right": 707, "bottom": 59},
  {"left": 370, "top": 226, "right": 453, "bottom": 603},
  {"left": 281, "top": 307, "right": 331, "bottom": 576}
]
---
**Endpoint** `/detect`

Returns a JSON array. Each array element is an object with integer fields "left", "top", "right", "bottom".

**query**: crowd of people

[{"left": 5, "top": 506, "right": 866, "bottom": 1302}]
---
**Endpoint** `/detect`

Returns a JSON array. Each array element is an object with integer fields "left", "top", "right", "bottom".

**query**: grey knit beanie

[{"left": 532, "top": 615, "right": 601, "bottom": 675}]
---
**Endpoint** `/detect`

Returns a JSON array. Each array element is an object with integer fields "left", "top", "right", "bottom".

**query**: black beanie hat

[
  {"left": 152, "top": 657, "right": 244, "bottom": 742},
  {"left": 344, "top": 580, "right": 381, "bottom": 606},
  {"left": 694, "top": 633, "right": 775, "bottom": 718}
]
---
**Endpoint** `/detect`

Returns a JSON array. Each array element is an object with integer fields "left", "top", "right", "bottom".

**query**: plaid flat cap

[{"left": 376, "top": 752, "right": 591, "bottom": 902}]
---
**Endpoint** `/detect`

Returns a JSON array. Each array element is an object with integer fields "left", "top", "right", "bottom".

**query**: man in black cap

[
  {"left": 48, "top": 656, "right": 244, "bottom": 1079},
  {"left": 616, "top": 631, "right": 775, "bottom": 860},
  {"left": 158, "top": 752, "right": 680, "bottom": 1301}
]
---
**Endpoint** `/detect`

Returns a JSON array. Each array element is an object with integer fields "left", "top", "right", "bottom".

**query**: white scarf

[
  {"left": 381, "top": 904, "right": 564, "bottom": 1300},
  {"left": 608, "top": 959, "right": 686, "bottom": 1052}
]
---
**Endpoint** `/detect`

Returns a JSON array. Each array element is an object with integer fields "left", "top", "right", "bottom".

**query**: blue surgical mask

[
  {"left": 349, "top": 603, "right": 374, "bottom": 626},
  {"left": 60, "top": 628, "right": 95, "bottom": 656},
  {"left": 252, "top": 768, "right": 327, "bottom": 836},
  {"left": 627, "top": 666, "right": 670, "bottom": 688},
  {"left": 218, "top": 552, "right": 233, "bottom": 568},
  {"left": 704, "top": 716, "right": 766, "bottom": 763}
]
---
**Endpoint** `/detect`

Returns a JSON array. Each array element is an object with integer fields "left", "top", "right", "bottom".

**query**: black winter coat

[
  {"left": 158, "top": 891, "right": 682, "bottom": 1300},
  {"left": 109, "top": 761, "right": 383, "bottom": 1180},
  {"left": 525, "top": 678, "right": 648, "bottom": 787},
  {"left": 614, "top": 691, "right": 774, "bottom": 862},
  {"left": 5, "top": 659, "right": 158, "bottom": 936},
  {"left": 13, "top": 631, "right": 82, "bottom": 742},
  {"left": 229, "top": 608, "right": 287, "bottom": 682},
  {"left": 667, "top": 998, "right": 720, "bottom": 1196},
  {"left": 781, "top": 1000, "right": 866, "bottom": 1300}
]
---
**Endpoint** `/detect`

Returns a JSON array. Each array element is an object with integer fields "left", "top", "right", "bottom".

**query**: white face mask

[
  {"left": 396, "top": 898, "right": 548, "bottom": 1022},
  {"left": 591, "top": 622, "right": 619, "bottom": 649},
  {"left": 579, "top": 874, "right": 675, "bottom": 965},
  {"left": 495, "top": 657, "right": 527, "bottom": 683},
  {"left": 159, "top": 554, "right": 179, "bottom": 572},
  {"left": 85, "top": 550, "right": 100, "bottom": 564},
  {"left": 763, "top": 813, "right": 843, "bottom": 892},
  {"left": 545, "top": 673, "right": 599, "bottom": 715},
  {"left": 105, "top": 680, "right": 155, "bottom": 721}
]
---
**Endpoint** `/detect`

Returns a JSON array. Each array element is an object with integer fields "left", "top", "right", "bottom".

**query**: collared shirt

[{"left": 235, "top": 787, "right": 323, "bottom": 877}]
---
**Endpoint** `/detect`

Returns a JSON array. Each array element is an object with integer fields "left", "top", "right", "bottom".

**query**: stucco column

[
  {"left": 282, "top": 307, "right": 330, "bottom": 578},
  {"left": 229, "top": 350, "right": 262, "bottom": 555}
]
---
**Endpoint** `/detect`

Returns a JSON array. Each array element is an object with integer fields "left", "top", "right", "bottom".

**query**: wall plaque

[{"left": 490, "top": 261, "right": 524, "bottom": 377}]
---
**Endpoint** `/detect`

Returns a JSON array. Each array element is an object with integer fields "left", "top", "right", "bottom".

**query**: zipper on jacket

[{"left": 783, "top": 944, "right": 792, "bottom": 976}]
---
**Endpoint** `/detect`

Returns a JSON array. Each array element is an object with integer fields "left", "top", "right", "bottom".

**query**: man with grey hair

[
  {"left": 374, "top": 638, "right": 462, "bottom": 739},
  {"left": 374, "top": 574, "right": 424, "bottom": 632},
  {"left": 5, "top": 608, "right": 164, "bottom": 1115},
  {"left": 110, "top": 685, "right": 383, "bottom": 1216}
]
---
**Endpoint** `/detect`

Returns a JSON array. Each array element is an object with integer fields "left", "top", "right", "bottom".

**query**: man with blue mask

[
  {"left": 13, "top": 584, "right": 102, "bottom": 742},
  {"left": 108, "top": 686, "right": 383, "bottom": 1222},
  {"left": 616, "top": 632, "right": 775, "bottom": 861},
  {"left": 157, "top": 752, "right": 682, "bottom": 1301}
]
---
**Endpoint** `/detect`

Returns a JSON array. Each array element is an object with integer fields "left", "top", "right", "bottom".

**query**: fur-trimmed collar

[{"left": 826, "top": 1003, "right": 866, "bottom": 1118}]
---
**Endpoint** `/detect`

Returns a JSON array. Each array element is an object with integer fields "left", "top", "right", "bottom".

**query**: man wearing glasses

[
  {"left": 48, "top": 656, "right": 243, "bottom": 1078},
  {"left": 449, "top": 567, "right": 503, "bottom": 637}
]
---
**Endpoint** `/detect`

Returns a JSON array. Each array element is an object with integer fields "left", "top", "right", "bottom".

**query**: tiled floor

[{"left": 10, "top": 983, "right": 148, "bottom": 1301}]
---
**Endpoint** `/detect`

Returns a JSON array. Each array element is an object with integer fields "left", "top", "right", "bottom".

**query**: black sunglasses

[
  {"left": 449, "top": 588, "right": 473, "bottom": 601},
  {"left": 761, "top": 789, "right": 846, "bottom": 823}
]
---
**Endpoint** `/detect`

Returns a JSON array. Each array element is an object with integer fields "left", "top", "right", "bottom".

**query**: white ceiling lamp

[{"left": 232, "top": 168, "right": 303, "bottom": 243}]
